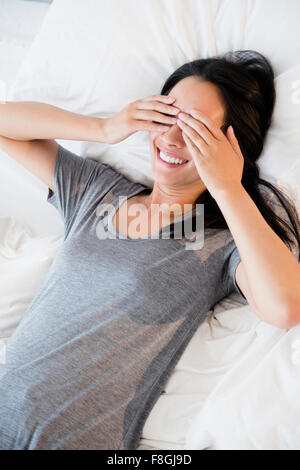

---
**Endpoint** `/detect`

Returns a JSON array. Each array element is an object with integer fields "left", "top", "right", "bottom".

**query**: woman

[{"left": 0, "top": 50, "right": 299, "bottom": 450}]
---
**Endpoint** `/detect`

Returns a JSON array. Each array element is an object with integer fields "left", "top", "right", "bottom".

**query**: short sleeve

[
  {"left": 222, "top": 232, "right": 248, "bottom": 304},
  {"left": 47, "top": 144, "right": 120, "bottom": 233}
]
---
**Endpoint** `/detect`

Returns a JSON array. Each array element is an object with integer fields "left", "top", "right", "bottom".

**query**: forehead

[{"left": 169, "top": 76, "right": 225, "bottom": 124}]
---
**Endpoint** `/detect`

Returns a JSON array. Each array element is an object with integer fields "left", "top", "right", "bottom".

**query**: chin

[{"left": 151, "top": 167, "right": 188, "bottom": 187}]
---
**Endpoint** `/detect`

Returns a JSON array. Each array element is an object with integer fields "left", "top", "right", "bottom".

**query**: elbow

[
  {"left": 259, "top": 299, "right": 300, "bottom": 330},
  {"left": 282, "top": 299, "right": 300, "bottom": 330}
]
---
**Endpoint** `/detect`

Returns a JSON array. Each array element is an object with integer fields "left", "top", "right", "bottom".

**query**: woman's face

[{"left": 149, "top": 76, "right": 226, "bottom": 188}]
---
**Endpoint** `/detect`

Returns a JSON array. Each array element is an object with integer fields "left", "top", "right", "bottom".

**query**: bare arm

[
  {"left": 215, "top": 184, "right": 300, "bottom": 330},
  {"left": 0, "top": 95, "right": 177, "bottom": 189},
  {"left": 0, "top": 101, "right": 107, "bottom": 142},
  {"left": 0, "top": 101, "right": 108, "bottom": 189},
  {"left": 0, "top": 135, "right": 58, "bottom": 190}
]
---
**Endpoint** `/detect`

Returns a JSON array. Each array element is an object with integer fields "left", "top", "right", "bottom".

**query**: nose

[{"left": 160, "top": 122, "right": 185, "bottom": 147}]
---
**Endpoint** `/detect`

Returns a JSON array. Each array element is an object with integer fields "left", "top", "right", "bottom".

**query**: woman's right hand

[{"left": 102, "top": 94, "right": 180, "bottom": 144}]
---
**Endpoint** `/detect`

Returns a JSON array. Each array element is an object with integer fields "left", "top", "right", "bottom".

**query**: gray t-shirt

[{"left": 0, "top": 144, "right": 247, "bottom": 450}]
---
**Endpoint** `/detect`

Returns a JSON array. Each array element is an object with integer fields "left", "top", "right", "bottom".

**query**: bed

[{"left": 0, "top": 0, "right": 299, "bottom": 450}]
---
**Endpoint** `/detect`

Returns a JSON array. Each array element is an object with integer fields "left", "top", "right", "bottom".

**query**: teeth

[{"left": 160, "top": 151, "right": 186, "bottom": 165}]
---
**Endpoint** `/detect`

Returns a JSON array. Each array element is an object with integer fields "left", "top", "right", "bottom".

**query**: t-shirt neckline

[{"left": 107, "top": 186, "right": 196, "bottom": 241}]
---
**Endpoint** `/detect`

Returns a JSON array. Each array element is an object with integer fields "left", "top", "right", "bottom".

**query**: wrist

[
  {"left": 88, "top": 116, "right": 109, "bottom": 143},
  {"left": 211, "top": 182, "right": 245, "bottom": 202}
]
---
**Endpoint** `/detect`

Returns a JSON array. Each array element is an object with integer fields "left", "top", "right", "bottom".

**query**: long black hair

[{"left": 160, "top": 50, "right": 300, "bottom": 260}]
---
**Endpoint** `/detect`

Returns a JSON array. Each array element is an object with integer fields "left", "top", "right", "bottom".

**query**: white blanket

[
  {"left": 184, "top": 316, "right": 300, "bottom": 450},
  {"left": 0, "top": 216, "right": 62, "bottom": 343}
]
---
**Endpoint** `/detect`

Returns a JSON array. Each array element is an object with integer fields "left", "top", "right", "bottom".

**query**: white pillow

[
  {"left": 0, "top": 0, "right": 49, "bottom": 95},
  {"left": 9, "top": 0, "right": 300, "bottom": 192},
  {"left": 0, "top": 216, "right": 62, "bottom": 341}
]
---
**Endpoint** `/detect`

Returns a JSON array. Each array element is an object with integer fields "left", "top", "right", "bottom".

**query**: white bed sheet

[{"left": 184, "top": 322, "right": 300, "bottom": 450}]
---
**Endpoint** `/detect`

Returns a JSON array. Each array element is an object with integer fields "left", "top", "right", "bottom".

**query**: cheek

[
  {"left": 149, "top": 131, "right": 163, "bottom": 159},
  {"left": 149, "top": 131, "right": 160, "bottom": 145}
]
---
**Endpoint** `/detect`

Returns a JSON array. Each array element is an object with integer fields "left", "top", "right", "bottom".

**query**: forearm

[
  {"left": 0, "top": 101, "right": 107, "bottom": 142},
  {"left": 215, "top": 184, "right": 300, "bottom": 314}
]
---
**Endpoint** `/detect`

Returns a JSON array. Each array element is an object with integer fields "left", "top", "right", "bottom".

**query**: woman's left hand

[{"left": 177, "top": 110, "right": 244, "bottom": 199}]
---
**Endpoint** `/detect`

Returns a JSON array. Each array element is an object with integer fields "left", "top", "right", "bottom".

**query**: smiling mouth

[{"left": 157, "top": 148, "right": 189, "bottom": 167}]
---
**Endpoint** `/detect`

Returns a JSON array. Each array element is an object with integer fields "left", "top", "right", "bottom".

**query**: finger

[
  {"left": 177, "top": 119, "right": 208, "bottom": 156},
  {"left": 228, "top": 126, "right": 243, "bottom": 156},
  {"left": 136, "top": 120, "right": 170, "bottom": 133},
  {"left": 178, "top": 114, "right": 214, "bottom": 146},
  {"left": 137, "top": 100, "right": 180, "bottom": 116},
  {"left": 189, "top": 110, "right": 225, "bottom": 141},
  {"left": 134, "top": 109, "right": 178, "bottom": 126},
  {"left": 182, "top": 133, "right": 205, "bottom": 162}
]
